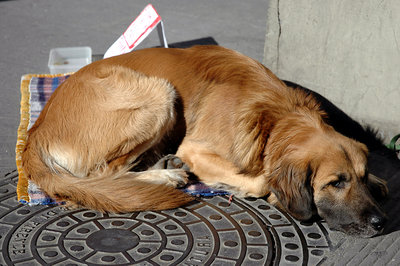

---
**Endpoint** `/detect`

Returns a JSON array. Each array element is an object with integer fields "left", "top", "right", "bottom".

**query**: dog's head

[{"left": 267, "top": 125, "right": 388, "bottom": 238}]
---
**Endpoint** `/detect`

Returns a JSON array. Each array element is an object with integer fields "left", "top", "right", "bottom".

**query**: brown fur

[{"left": 22, "top": 45, "right": 388, "bottom": 237}]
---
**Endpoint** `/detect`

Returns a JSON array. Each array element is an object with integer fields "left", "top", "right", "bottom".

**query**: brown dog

[{"left": 22, "top": 45, "right": 388, "bottom": 237}]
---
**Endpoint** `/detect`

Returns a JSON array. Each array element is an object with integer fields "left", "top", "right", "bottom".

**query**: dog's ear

[
  {"left": 367, "top": 173, "right": 388, "bottom": 203},
  {"left": 268, "top": 158, "right": 314, "bottom": 221}
]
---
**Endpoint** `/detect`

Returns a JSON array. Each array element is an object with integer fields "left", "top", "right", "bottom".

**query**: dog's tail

[{"left": 22, "top": 143, "right": 194, "bottom": 213}]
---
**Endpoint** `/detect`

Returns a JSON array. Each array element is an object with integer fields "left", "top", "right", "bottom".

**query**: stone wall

[{"left": 263, "top": 0, "right": 400, "bottom": 142}]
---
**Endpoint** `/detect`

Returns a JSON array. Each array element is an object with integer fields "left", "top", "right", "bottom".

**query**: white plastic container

[{"left": 48, "top": 46, "right": 92, "bottom": 74}]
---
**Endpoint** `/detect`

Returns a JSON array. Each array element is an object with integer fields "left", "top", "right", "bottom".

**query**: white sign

[{"left": 104, "top": 4, "right": 168, "bottom": 59}]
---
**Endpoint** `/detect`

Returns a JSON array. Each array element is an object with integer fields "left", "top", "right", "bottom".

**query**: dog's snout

[{"left": 369, "top": 214, "right": 386, "bottom": 231}]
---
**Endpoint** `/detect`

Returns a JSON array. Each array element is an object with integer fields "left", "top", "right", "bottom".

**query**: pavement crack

[{"left": 276, "top": 0, "right": 282, "bottom": 72}]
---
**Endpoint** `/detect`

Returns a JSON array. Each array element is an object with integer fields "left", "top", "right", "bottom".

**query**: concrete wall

[{"left": 263, "top": 0, "right": 400, "bottom": 142}]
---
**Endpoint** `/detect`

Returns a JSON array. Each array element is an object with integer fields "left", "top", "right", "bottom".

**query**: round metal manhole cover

[{"left": 0, "top": 171, "right": 332, "bottom": 265}]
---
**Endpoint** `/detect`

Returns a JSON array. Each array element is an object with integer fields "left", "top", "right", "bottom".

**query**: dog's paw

[
  {"left": 152, "top": 154, "right": 190, "bottom": 171},
  {"left": 210, "top": 182, "right": 254, "bottom": 198},
  {"left": 62, "top": 201, "right": 82, "bottom": 211},
  {"left": 164, "top": 169, "right": 189, "bottom": 188}
]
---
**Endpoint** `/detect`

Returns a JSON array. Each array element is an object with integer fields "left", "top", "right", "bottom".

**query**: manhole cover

[{"left": 0, "top": 171, "right": 332, "bottom": 265}]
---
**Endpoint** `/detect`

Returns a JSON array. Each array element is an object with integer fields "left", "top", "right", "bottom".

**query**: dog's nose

[{"left": 369, "top": 214, "right": 386, "bottom": 231}]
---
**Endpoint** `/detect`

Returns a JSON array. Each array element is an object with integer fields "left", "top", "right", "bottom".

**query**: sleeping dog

[{"left": 22, "top": 45, "right": 388, "bottom": 237}]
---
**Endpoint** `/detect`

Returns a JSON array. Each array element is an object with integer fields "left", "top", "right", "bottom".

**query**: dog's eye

[{"left": 329, "top": 180, "right": 345, "bottom": 189}]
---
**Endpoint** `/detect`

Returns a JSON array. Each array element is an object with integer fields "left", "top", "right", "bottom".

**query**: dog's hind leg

[
  {"left": 150, "top": 154, "right": 191, "bottom": 171},
  {"left": 22, "top": 65, "right": 194, "bottom": 213}
]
